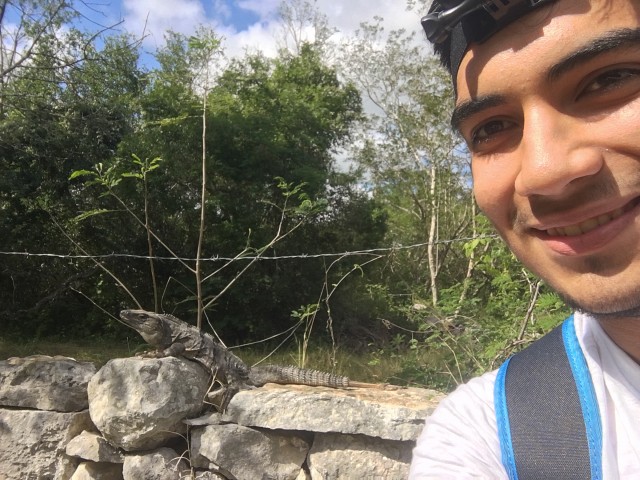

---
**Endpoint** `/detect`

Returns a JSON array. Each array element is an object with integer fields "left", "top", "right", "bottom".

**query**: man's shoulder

[
  {"left": 409, "top": 369, "right": 505, "bottom": 479},
  {"left": 434, "top": 368, "right": 499, "bottom": 423}
]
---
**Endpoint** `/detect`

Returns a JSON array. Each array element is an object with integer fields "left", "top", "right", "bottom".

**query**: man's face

[{"left": 454, "top": 0, "right": 640, "bottom": 315}]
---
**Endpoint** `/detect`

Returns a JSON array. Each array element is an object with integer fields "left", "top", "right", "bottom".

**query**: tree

[
  {"left": 337, "top": 18, "right": 469, "bottom": 309},
  {"left": 334, "top": 4, "right": 568, "bottom": 389},
  {"left": 0, "top": 1, "right": 125, "bottom": 108},
  {"left": 277, "top": 0, "right": 336, "bottom": 58},
  {"left": 65, "top": 33, "right": 369, "bottom": 342},
  {"left": 0, "top": 25, "right": 145, "bottom": 336}
]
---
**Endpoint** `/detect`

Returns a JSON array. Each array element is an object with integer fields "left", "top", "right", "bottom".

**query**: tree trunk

[{"left": 427, "top": 161, "right": 439, "bottom": 307}]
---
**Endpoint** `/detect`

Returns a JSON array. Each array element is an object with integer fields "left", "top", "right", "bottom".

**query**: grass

[
  {"left": 0, "top": 336, "right": 422, "bottom": 385},
  {"left": 0, "top": 337, "right": 137, "bottom": 367},
  {"left": 238, "top": 344, "right": 407, "bottom": 384}
]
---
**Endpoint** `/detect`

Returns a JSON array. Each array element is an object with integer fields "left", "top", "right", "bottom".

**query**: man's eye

[
  {"left": 580, "top": 67, "right": 640, "bottom": 97},
  {"left": 471, "top": 119, "right": 515, "bottom": 145}
]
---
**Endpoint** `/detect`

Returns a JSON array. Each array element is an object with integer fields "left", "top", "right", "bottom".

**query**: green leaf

[
  {"left": 131, "top": 156, "right": 143, "bottom": 167},
  {"left": 69, "top": 170, "right": 96, "bottom": 180},
  {"left": 73, "top": 209, "right": 113, "bottom": 223}
]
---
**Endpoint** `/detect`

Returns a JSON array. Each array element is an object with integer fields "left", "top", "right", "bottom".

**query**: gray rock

[
  {"left": 0, "top": 409, "right": 93, "bottom": 480},
  {"left": 0, "top": 355, "right": 96, "bottom": 412},
  {"left": 70, "top": 462, "right": 124, "bottom": 480},
  {"left": 88, "top": 357, "right": 210, "bottom": 451},
  {"left": 66, "top": 430, "right": 125, "bottom": 463},
  {"left": 183, "top": 412, "right": 222, "bottom": 426},
  {"left": 295, "top": 470, "right": 312, "bottom": 480},
  {"left": 191, "top": 424, "right": 309, "bottom": 480},
  {"left": 225, "top": 383, "right": 443, "bottom": 441},
  {"left": 123, "top": 447, "right": 189, "bottom": 480},
  {"left": 308, "top": 433, "right": 412, "bottom": 479},
  {"left": 192, "top": 472, "right": 227, "bottom": 480}
]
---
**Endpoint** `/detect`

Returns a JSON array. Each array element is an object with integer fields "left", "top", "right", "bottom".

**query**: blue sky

[
  {"left": 81, "top": 0, "right": 424, "bottom": 58},
  {"left": 207, "top": 2, "right": 261, "bottom": 30}
]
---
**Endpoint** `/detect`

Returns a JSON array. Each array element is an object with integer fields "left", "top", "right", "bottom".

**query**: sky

[{"left": 91, "top": 0, "right": 427, "bottom": 59}]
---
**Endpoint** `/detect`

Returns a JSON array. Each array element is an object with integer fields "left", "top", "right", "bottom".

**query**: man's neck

[{"left": 596, "top": 316, "right": 640, "bottom": 364}]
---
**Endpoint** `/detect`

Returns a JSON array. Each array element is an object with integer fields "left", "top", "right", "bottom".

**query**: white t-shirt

[{"left": 409, "top": 312, "right": 640, "bottom": 479}]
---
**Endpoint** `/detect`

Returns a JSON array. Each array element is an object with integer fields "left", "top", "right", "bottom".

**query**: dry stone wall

[{"left": 0, "top": 355, "right": 444, "bottom": 479}]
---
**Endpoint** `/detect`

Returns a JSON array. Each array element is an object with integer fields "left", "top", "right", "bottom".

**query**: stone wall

[{"left": 0, "top": 355, "right": 444, "bottom": 479}]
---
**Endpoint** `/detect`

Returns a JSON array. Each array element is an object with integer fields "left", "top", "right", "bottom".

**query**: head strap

[{"left": 423, "top": 0, "right": 557, "bottom": 81}]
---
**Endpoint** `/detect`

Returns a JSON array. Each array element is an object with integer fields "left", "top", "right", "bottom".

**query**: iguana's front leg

[
  {"left": 137, "top": 342, "right": 186, "bottom": 359},
  {"left": 219, "top": 383, "right": 239, "bottom": 412},
  {"left": 159, "top": 342, "right": 186, "bottom": 358},
  {"left": 217, "top": 368, "right": 255, "bottom": 412}
]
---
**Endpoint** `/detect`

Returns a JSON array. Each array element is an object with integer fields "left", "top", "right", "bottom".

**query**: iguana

[{"left": 119, "top": 309, "right": 391, "bottom": 410}]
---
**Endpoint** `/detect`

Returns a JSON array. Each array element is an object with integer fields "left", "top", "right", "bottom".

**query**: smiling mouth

[
  {"left": 546, "top": 207, "right": 626, "bottom": 237},
  {"left": 543, "top": 197, "right": 640, "bottom": 237}
]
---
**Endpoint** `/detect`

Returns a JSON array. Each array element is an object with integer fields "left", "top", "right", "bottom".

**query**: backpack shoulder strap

[{"left": 494, "top": 316, "right": 603, "bottom": 480}]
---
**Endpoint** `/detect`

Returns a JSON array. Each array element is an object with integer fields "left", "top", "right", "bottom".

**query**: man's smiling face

[{"left": 454, "top": 0, "right": 640, "bottom": 315}]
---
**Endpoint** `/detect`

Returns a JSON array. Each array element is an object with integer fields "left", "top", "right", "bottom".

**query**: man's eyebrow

[
  {"left": 450, "top": 28, "right": 640, "bottom": 132},
  {"left": 547, "top": 27, "right": 640, "bottom": 82},
  {"left": 451, "top": 94, "right": 507, "bottom": 133}
]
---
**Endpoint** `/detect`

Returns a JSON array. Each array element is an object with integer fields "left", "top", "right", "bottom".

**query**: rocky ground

[{"left": 0, "top": 354, "right": 444, "bottom": 479}]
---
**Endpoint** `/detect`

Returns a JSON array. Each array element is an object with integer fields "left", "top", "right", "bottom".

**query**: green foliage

[
  {"left": 0, "top": 21, "right": 378, "bottom": 344},
  {"left": 0, "top": 11, "right": 146, "bottom": 335},
  {"left": 386, "top": 215, "right": 571, "bottom": 391},
  {"left": 0, "top": 1, "right": 576, "bottom": 396}
]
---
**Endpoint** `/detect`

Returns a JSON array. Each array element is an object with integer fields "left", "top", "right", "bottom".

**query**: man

[{"left": 409, "top": 0, "right": 640, "bottom": 478}]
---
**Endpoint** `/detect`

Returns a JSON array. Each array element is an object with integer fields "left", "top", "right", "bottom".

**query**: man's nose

[{"left": 514, "top": 105, "right": 603, "bottom": 197}]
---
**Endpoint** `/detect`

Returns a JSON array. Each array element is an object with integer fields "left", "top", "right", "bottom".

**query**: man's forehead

[
  {"left": 451, "top": 0, "right": 640, "bottom": 129},
  {"left": 454, "top": 0, "right": 640, "bottom": 86},
  {"left": 424, "top": 0, "right": 562, "bottom": 83},
  {"left": 453, "top": 3, "right": 564, "bottom": 100}
]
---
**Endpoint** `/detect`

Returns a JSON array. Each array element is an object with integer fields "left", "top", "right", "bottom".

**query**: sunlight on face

[{"left": 456, "top": 0, "right": 640, "bottom": 315}]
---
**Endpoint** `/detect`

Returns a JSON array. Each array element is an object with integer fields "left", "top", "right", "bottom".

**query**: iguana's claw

[{"left": 219, "top": 383, "right": 240, "bottom": 412}]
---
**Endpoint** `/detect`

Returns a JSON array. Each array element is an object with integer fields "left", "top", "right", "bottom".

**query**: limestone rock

[
  {"left": 70, "top": 462, "right": 124, "bottom": 480},
  {"left": 191, "top": 424, "right": 309, "bottom": 480},
  {"left": 183, "top": 411, "right": 222, "bottom": 426},
  {"left": 295, "top": 469, "right": 312, "bottom": 480},
  {"left": 0, "top": 355, "right": 96, "bottom": 411},
  {"left": 88, "top": 357, "right": 210, "bottom": 451},
  {"left": 66, "top": 430, "right": 125, "bottom": 463},
  {"left": 225, "top": 383, "right": 443, "bottom": 441},
  {"left": 0, "top": 409, "right": 93, "bottom": 480},
  {"left": 308, "top": 433, "right": 412, "bottom": 479},
  {"left": 123, "top": 447, "right": 189, "bottom": 480},
  {"left": 192, "top": 472, "right": 227, "bottom": 480}
]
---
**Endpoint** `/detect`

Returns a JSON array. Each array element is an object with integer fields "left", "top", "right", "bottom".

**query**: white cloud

[
  {"left": 236, "top": 0, "right": 281, "bottom": 21},
  {"left": 122, "top": 0, "right": 208, "bottom": 49},
  {"left": 211, "top": 0, "right": 232, "bottom": 21},
  {"left": 319, "top": 0, "right": 421, "bottom": 34},
  {"left": 220, "top": 21, "right": 282, "bottom": 58},
  {"left": 120, "top": 0, "right": 425, "bottom": 58}
]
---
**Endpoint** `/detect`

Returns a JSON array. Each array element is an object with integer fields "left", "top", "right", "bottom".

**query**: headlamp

[
  {"left": 422, "top": 0, "right": 556, "bottom": 45},
  {"left": 423, "top": 0, "right": 557, "bottom": 82}
]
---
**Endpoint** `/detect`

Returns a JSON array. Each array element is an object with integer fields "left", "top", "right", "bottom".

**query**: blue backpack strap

[{"left": 494, "top": 316, "right": 603, "bottom": 480}]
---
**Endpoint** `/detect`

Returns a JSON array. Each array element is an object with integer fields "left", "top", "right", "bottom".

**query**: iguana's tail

[{"left": 249, "top": 364, "right": 352, "bottom": 388}]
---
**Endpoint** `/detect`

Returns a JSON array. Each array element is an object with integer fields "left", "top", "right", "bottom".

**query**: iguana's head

[{"left": 119, "top": 309, "right": 170, "bottom": 347}]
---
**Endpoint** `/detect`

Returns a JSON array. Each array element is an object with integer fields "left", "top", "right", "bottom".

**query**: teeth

[
  {"left": 547, "top": 208, "right": 624, "bottom": 237},
  {"left": 563, "top": 225, "right": 583, "bottom": 236}
]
